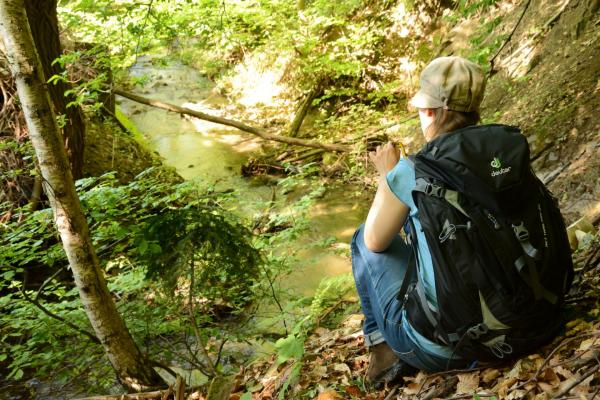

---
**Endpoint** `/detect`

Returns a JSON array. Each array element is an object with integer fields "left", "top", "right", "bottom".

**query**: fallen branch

[
  {"left": 114, "top": 88, "right": 350, "bottom": 153},
  {"left": 75, "top": 390, "right": 168, "bottom": 400},
  {"left": 512, "top": 331, "right": 600, "bottom": 392},
  {"left": 553, "top": 363, "right": 600, "bottom": 398}
]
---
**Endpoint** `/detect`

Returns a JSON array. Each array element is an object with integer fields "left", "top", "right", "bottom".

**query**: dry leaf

[
  {"left": 344, "top": 385, "right": 362, "bottom": 397},
  {"left": 537, "top": 381, "right": 555, "bottom": 394},
  {"left": 506, "top": 389, "right": 527, "bottom": 399},
  {"left": 315, "top": 389, "right": 341, "bottom": 400},
  {"left": 332, "top": 363, "right": 351, "bottom": 373},
  {"left": 539, "top": 368, "right": 560, "bottom": 385},
  {"left": 403, "top": 382, "right": 422, "bottom": 396},
  {"left": 482, "top": 368, "right": 501, "bottom": 383},
  {"left": 555, "top": 365, "right": 574, "bottom": 379},
  {"left": 571, "top": 373, "right": 594, "bottom": 396},
  {"left": 456, "top": 372, "right": 480, "bottom": 394},
  {"left": 577, "top": 337, "right": 599, "bottom": 351}
]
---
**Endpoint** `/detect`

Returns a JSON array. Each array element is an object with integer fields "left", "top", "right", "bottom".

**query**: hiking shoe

[{"left": 366, "top": 342, "right": 417, "bottom": 389}]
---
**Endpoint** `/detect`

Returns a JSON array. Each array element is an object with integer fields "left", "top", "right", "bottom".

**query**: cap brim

[{"left": 409, "top": 90, "right": 444, "bottom": 109}]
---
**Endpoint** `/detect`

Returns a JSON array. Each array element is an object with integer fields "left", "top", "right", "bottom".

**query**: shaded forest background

[{"left": 0, "top": 0, "right": 599, "bottom": 399}]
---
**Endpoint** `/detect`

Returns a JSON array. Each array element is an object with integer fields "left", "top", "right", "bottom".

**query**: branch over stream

[{"left": 114, "top": 88, "right": 350, "bottom": 153}]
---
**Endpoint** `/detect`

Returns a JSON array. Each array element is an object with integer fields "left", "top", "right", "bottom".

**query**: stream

[{"left": 117, "top": 56, "right": 370, "bottom": 296}]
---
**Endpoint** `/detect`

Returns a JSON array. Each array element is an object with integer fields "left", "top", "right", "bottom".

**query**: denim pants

[{"left": 351, "top": 225, "right": 467, "bottom": 372}]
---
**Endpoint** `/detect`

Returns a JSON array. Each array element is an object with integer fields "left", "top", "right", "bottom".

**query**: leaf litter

[{"left": 226, "top": 236, "right": 600, "bottom": 399}]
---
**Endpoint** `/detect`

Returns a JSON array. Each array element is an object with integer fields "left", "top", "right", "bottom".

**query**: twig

[
  {"left": 175, "top": 375, "right": 186, "bottom": 400},
  {"left": 553, "top": 363, "right": 600, "bottom": 398},
  {"left": 414, "top": 366, "right": 487, "bottom": 398},
  {"left": 384, "top": 385, "right": 398, "bottom": 400},
  {"left": 444, "top": 391, "right": 498, "bottom": 400},
  {"left": 582, "top": 246, "right": 600, "bottom": 274},
  {"left": 421, "top": 375, "right": 458, "bottom": 400},
  {"left": 513, "top": 331, "right": 600, "bottom": 391},
  {"left": 543, "top": 163, "right": 569, "bottom": 185},
  {"left": 19, "top": 287, "right": 100, "bottom": 344},
  {"left": 133, "top": 0, "right": 154, "bottom": 64},
  {"left": 214, "top": 338, "right": 228, "bottom": 368},
  {"left": 75, "top": 390, "right": 169, "bottom": 400},
  {"left": 315, "top": 289, "right": 353, "bottom": 327},
  {"left": 34, "top": 266, "right": 66, "bottom": 300},
  {"left": 489, "top": 0, "right": 532, "bottom": 75},
  {"left": 188, "top": 253, "right": 218, "bottom": 377}
]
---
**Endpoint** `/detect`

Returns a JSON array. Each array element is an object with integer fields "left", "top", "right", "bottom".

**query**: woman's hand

[{"left": 369, "top": 142, "right": 400, "bottom": 177}]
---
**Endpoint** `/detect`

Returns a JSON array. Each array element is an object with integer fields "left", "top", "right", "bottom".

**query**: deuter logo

[
  {"left": 491, "top": 167, "right": 511, "bottom": 176},
  {"left": 490, "top": 157, "right": 511, "bottom": 177}
]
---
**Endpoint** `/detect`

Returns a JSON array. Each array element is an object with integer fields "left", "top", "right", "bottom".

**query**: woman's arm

[{"left": 364, "top": 143, "right": 410, "bottom": 252}]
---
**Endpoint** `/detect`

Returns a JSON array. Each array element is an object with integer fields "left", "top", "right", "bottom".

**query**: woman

[{"left": 351, "top": 56, "right": 486, "bottom": 386}]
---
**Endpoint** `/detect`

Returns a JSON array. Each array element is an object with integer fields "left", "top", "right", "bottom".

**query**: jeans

[{"left": 351, "top": 225, "right": 467, "bottom": 372}]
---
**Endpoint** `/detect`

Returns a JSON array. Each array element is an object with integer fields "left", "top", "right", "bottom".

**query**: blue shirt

[{"left": 386, "top": 157, "right": 455, "bottom": 359}]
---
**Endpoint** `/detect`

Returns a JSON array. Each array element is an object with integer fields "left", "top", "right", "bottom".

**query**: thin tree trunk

[
  {"left": 288, "top": 86, "right": 318, "bottom": 138},
  {"left": 24, "top": 0, "right": 85, "bottom": 179},
  {"left": 0, "top": 0, "right": 164, "bottom": 390},
  {"left": 114, "top": 88, "right": 350, "bottom": 153}
]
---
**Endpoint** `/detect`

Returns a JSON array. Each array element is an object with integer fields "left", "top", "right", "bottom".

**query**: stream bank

[{"left": 117, "top": 55, "right": 369, "bottom": 296}]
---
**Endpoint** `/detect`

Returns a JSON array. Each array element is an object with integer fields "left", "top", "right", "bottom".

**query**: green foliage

[
  {"left": 456, "top": 0, "right": 499, "bottom": 17},
  {"left": 138, "top": 207, "right": 261, "bottom": 307}
]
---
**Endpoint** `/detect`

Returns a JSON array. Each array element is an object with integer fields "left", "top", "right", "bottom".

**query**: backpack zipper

[
  {"left": 439, "top": 221, "right": 472, "bottom": 243},
  {"left": 485, "top": 210, "right": 501, "bottom": 230}
]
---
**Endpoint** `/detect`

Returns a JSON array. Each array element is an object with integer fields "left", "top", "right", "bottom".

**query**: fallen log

[{"left": 113, "top": 88, "right": 350, "bottom": 153}]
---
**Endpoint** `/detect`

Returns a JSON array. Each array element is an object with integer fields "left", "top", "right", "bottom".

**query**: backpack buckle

[
  {"left": 425, "top": 183, "right": 446, "bottom": 198},
  {"left": 512, "top": 222, "right": 529, "bottom": 242},
  {"left": 466, "top": 323, "right": 488, "bottom": 340}
]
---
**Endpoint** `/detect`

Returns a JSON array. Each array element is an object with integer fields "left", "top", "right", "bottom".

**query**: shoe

[{"left": 366, "top": 342, "right": 417, "bottom": 389}]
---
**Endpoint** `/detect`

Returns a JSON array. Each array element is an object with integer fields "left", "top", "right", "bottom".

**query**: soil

[
  {"left": 480, "top": 0, "right": 600, "bottom": 225},
  {"left": 83, "top": 117, "right": 181, "bottom": 184}
]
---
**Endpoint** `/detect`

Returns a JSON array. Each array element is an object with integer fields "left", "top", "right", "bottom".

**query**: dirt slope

[{"left": 478, "top": 0, "right": 600, "bottom": 225}]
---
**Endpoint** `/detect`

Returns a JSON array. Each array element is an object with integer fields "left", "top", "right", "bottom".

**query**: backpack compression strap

[{"left": 512, "top": 222, "right": 558, "bottom": 304}]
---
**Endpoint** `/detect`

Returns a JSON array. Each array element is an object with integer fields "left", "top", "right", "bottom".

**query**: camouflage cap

[{"left": 410, "top": 56, "right": 486, "bottom": 112}]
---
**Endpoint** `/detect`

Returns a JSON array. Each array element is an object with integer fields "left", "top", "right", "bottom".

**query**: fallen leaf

[
  {"left": 482, "top": 368, "right": 501, "bottom": 383},
  {"left": 554, "top": 365, "right": 574, "bottom": 379},
  {"left": 309, "top": 365, "right": 328, "bottom": 380},
  {"left": 571, "top": 373, "right": 594, "bottom": 396},
  {"left": 315, "top": 389, "right": 341, "bottom": 400},
  {"left": 456, "top": 372, "right": 480, "bottom": 394},
  {"left": 537, "top": 381, "right": 555, "bottom": 394},
  {"left": 344, "top": 385, "right": 362, "bottom": 397},
  {"left": 333, "top": 363, "right": 351, "bottom": 373},
  {"left": 403, "top": 382, "right": 422, "bottom": 396},
  {"left": 578, "top": 337, "right": 599, "bottom": 351}
]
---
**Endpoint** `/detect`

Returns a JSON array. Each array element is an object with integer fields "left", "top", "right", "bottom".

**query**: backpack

[{"left": 399, "top": 124, "right": 574, "bottom": 362}]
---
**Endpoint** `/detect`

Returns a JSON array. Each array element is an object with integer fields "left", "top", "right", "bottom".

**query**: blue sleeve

[{"left": 386, "top": 157, "right": 416, "bottom": 210}]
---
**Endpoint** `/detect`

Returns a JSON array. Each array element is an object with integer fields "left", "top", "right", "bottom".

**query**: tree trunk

[
  {"left": 0, "top": 0, "right": 164, "bottom": 390},
  {"left": 24, "top": 0, "right": 85, "bottom": 179},
  {"left": 288, "top": 86, "right": 319, "bottom": 138}
]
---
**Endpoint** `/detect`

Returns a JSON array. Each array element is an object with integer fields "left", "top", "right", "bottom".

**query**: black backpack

[{"left": 399, "top": 124, "right": 574, "bottom": 362}]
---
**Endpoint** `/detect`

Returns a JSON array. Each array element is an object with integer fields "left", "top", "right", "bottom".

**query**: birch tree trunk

[{"left": 0, "top": 0, "right": 164, "bottom": 390}]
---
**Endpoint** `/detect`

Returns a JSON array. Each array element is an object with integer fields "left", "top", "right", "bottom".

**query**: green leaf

[{"left": 275, "top": 334, "right": 304, "bottom": 365}]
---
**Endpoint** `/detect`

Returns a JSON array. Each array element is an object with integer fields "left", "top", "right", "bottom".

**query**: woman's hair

[{"left": 425, "top": 108, "right": 480, "bottom": 139}]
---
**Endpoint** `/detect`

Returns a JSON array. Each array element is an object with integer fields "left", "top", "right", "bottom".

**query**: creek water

[{"left": 117, "top": 56, "right": 370, "bottom": 295}]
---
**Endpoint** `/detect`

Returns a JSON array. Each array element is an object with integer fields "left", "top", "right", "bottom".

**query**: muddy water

[{"left": 117, "top": 57, "right": 369, "bottom": 295}]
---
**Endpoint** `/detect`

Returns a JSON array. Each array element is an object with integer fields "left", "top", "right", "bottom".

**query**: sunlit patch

[
  {"left": 228, "top": 53, "right": 290, "bottom": 109},
  {"left": 501, "top": 40, "right": 538, "bottom": 78}
]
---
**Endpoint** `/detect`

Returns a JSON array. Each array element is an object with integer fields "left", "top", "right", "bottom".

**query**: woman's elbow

[{"left": 364, "top": 232, "right": 389, "bottom": 253}]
